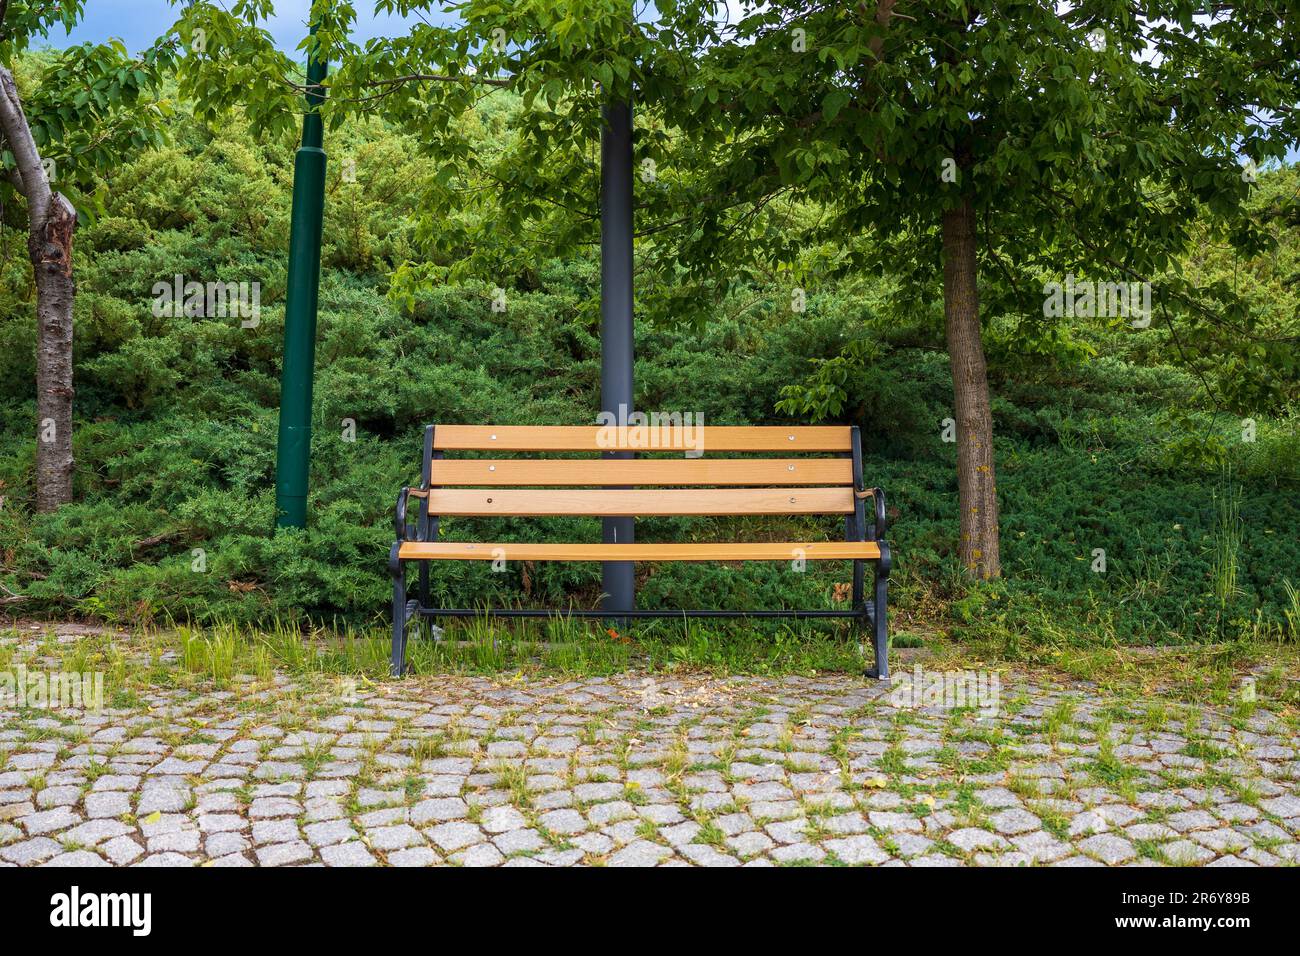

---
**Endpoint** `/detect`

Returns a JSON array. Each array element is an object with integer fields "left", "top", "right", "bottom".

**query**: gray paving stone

[
  {"left": 680, "top": 843, "right": 744, "bottom": 866},
  {"left": 868, "top": 811, "right": 922, "bottom": 833},
  {"left": 1191, "top": 828, "right": 1250, "bottom": 853},
  {"left": 1214, "top": 803, "right": 1260, "bottom": 823},
  {"left": 660, "top": 821, "right": 702, "bottom": 847},
  {"left": 1125, "top": 823, "right": 1178, "bottom": 841},
  {"left": 138, "top": 788, "right": 190, "bottom": 815},
  {"left": 1068, "top": 810, "right": 1110, "bottom": 837},
  {"left": 199, "top": 813, "right": 246, "bottom": 834},
  {"left": 821, "top": 812, "right": 870, "bottom": 835},
  {"left": 536, "top": 847, "right": 584, "bottom": 866},
  {"left": 19, "top": 806, "right": 80, "bottom": 835},
  {"left": 205, "top": 832, "right": 250, "bottom": 857},
  {"left": 1167, "top": 810, "right": 1219, "bottom": 832},
  {"left": 84, "top": 791, "right": 132, "bottom": 819},
  {"left": 248, "top": 797, "right": 301, "bottom": 819},
  {"left": 210, "top": 853, "right": 253, "bottom": 867},
  {"left": 148, "top": 829, "right": 201, "bottom": 854},
  {"left": 1012, "top": 830, "right": 1072, "bottom": 863},
  {"left": 367, "top": 824, "right": 425, "bottom": 851},
  {"left": 947, "top": 828, "right": 1010, "bottom": 852},
  {"left": 1079, "top": 833, "right": 1136, "bottom": 865},
  {"left": 887, "top": 832, "right": 935, "bottom": 859},
  {"left": 990, "top": 808, "right": 1041, "bottom": 835},
  {"left": 1161, "top": 839, "right": 1216, "bottom": 865},
  {"left": 425, "top": 821, "right": 483, "bottom": 852},
  {"left": 410, "top": 797, "right": 468, "bottom": 825},
  {"left": 727, "top": 831, "right": 775, "bottom": 857},
  {"left": 320, "top": 842, "right": 378, "bottom": 867},
  {"left": 1260, "top": 794, "right": 1300, "bottom": 818},
  {"left": 358, "top": 807, "right": 407, "bottom": 828},
  {"left": 572, "top": 832, "right": 615, "bottom": 855},
  {"left": 637, "top": 803, "right": 685, "bottom": 825},
  {"left": 539, "top": 808, "right": 588, "bottom": 835},
  {"left": 533, "top": 789, "right": 573, "bottom": 810},
  {"left": 304, "top": 819, "right": 355, "bottom": 847},
  {"left": 42, "top": 850, "right": 109, "bottom": 867},
  {"left": 574, "top": 782, "right": 623, "bottom": 803},
  {"left": 972, "top": 788, "right": 1021, "bottom": 808},
  {"left": 255, "top": 841, "right": 314, "bottom": 866},
  {"left": 494, "top": 828, "right": 547, "bottom": 856},
  {"left": 134, "top": 852, "right": 196, "bottom": 867},
  {"left": 388, "top": 847, "right": 440, "bottom": 867},
  {"left": 587, "top": 801, "right": 636, "bottom": 825},
  {"left": 607, "top": 840, "right": 672, "bottom": 867},
  {"left": 36, "top": 786, "right": 81, "bottom": 809},
  {"left": 823, "top": 834, "right": 889, "bottom": 864},
  {"left": 769, "top": 842, "right": 825, "bottom": 864},
  {"left": 1273, "top": 843, "right": 1300, "bottom": 862},
  {"left": 252, "top": 819, "right": 300, "bottom": 846},
  {"left": 453, "top": 842, "right": 505, "bottom": 866},
  {"left": 480, "top": 805, "right": 528, "bottom": 834},
  {"left": 101, "top": 836, "right": 144, "bottom": 865},
  {"left": 60, "top": 818, "right": 133, "bottom": 847}
]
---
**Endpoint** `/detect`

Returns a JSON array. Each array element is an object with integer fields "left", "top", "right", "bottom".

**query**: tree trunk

[
  {"left": 941, "top": 198, "right": 1000, "bottom": 578},
  {"left": 31, "top": 195, "right": 76, "bottom": 511},
  {"left": 0, "top": 66, "right": 76, "bottom": 512}
]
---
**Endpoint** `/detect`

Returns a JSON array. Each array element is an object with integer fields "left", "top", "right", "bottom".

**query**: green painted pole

[{"left": 273, "top": 35, "right": 327, "bottom": 529}]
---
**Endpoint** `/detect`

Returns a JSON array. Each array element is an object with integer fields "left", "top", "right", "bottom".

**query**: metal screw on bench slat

[
  {"left": 488, "top": 465, "right": 495, "bottom": 471},
  {"left": 789, "top": 496, "right": 796, "bottom": 503},
  {"left": 788, "top": 464, "right": 795, "bottom": 471},
  {"left": 491, "top": 434, "right": 497, "bottom": 440},
  {"left": 788, "top": 435, "right": 795, "bottom": 441}
]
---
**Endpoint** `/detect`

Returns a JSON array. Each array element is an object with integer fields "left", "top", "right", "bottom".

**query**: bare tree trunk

[
  {"left": 942, "top": 198, "right": 1000, "bottom": 578},
  {"left": 0, "top": 65, "right": 76, "bottom": 512},
  {"left": 30, "top": 195, "right": 75, "bottom": 511}
]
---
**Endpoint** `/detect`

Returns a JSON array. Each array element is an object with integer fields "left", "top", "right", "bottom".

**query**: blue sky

[{"left": 56, "top": 1, "right": 432, "bottom": 54}]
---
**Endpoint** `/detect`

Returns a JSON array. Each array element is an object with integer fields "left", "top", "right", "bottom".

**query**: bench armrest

[
  {"left": 393, "top": 486, "right": 416, "bottom": 541},
  {"left": 863, "top": 486, "right": 887, "bottom": 540}
]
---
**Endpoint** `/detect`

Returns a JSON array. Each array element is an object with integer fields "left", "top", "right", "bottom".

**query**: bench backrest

[{"left": 414, "top": 425, "right": 871, "bottom": 532}]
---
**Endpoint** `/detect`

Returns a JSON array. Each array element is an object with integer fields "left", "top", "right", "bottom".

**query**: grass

[
  {"left": 1211, "top": 470, "right": 1244, "bottom": 624},
  {"left": 12, "top": 614, "right": 872, "bottom": 685},
  {"left": 4, "top": 610, "right": 1300, "bottom": 728}
]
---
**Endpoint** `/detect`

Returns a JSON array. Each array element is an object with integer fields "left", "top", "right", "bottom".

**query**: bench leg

[
  {"left": 390, "top": 556, "right": 408, "bottom": 678},
  {"left": 867, "top": 571, "right": 889, "bottom": 680},
  {"left": 866, "top": 544, "right": 891, "bottom": 681}
]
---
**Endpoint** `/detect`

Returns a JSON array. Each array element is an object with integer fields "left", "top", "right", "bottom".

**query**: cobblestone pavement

[{"left": 2, "top": 662, "right": 1298, "bottom": 867}]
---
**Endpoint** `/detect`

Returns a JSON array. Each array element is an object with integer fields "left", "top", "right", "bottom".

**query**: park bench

[{"left": 389, "top": 424, "right": 891, "bottom": 679}]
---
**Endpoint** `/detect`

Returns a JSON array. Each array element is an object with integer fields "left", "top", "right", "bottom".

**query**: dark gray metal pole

[{"left": 600, "top": 100, "right": 635, "bottom": 618}]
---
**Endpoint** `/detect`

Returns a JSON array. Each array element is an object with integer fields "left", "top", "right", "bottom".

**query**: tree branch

[
  {"left": 362, "top": 72, "right": 513, "bottom": 90},
  {"left": 0, "top": 66, "right": 50, "bottom": 214}
]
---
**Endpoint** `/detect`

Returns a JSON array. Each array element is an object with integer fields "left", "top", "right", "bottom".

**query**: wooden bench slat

[
  {"left": 428, "top": 458, "right": 853, "bottom": 486},
  {"left": 425, "top": 487, "right": 854, "bottom": 516},
  {"left": 432, "top": 425, "right": 852, "bottom": 451},
  {"left": 398, "top": 541, "right": 881, "bottom": 561}
]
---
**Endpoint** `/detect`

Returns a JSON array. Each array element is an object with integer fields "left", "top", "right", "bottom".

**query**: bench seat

[{"left": 398, "top": 542, "right": 883, "bottom": 561}]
